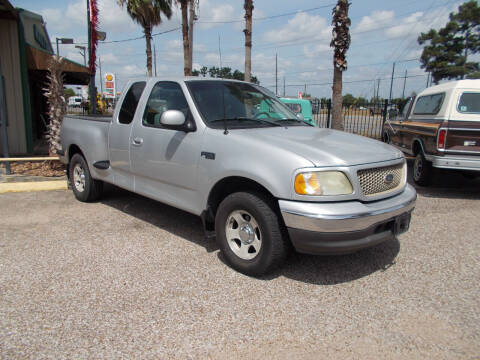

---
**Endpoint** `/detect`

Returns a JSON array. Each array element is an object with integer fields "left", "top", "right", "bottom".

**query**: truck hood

[{"left": 234, "top": 126, "right": 403, "bottom": 167}]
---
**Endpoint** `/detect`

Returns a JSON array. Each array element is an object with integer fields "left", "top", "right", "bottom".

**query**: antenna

[{"left": 218, "top": 34, "right": 222, "bottom": 71}]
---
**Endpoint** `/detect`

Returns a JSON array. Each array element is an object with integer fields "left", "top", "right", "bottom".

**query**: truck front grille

[{"left": 357, "top": 162, "right": 405, "bottom": 196}]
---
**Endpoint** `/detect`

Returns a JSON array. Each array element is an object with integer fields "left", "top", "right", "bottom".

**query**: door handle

[{"left": 132, "top": 137, "right": 143, "bottom": 146}]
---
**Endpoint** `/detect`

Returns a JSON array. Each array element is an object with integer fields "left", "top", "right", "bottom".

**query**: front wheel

[
  {"left": 69, "top": 153, "right": 103, "bottom": 202},
  {"left": 413, "top": 153, "right": 432, "bottom": 186},
  {"left": 215, "top": 192, "right": 290, "bottom": 276}
]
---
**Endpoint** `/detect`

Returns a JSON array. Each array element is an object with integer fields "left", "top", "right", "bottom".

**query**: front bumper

[
  {"left": 427, "top": 154, "right": 480, "bottom": 171},
  {"left": 279, "top": 184, "right": 416, "bottom": 254}
]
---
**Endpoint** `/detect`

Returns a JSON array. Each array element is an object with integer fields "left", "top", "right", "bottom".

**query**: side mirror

[
  {"left": 296, "top": 113, "right": 305, "bottom": 121},
  {"left": 160, "top": 110, "right": 185, "bottom": 126}
]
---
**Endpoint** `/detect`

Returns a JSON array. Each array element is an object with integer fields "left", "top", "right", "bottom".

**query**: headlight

[{"left": 294, "top": 171, "right": 353, "bottom": 196}]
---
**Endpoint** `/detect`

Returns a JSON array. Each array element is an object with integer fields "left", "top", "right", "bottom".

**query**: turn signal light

[{"left": 437, "top": 129, "right": 447, "bottom": 149}]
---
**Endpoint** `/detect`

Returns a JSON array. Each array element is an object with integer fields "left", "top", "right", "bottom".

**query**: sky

[{"left": 13, "top": 0, "right": 472, "bottom": 99}]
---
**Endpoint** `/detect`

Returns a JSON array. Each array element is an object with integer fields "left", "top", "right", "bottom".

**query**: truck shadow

[
  {"left": 100, "top": 184, "right": 400, "bottom": 285},
  {"left": 406, "top": 160, "right": 480, "bottom": 200}
]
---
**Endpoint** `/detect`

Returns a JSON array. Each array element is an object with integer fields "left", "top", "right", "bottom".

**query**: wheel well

[
  {"left": 203, "top": 176, "right": 277, "bottom": 230},
  {"left": 68, "top": 144, "right": 84, "bottom": 161},
  {"left": 412, "top": 140, "right": 423, "bottom": 156}
]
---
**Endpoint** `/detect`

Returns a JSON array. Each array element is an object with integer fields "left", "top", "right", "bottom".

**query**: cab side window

[
  {"left": 413, "top": 93, "right": 444, "bottom": 115},
  {"left": 143, "top": 82, "right": 190, "bottom": 128},
  {"left": 118, "top": 81, "right": 146, "bottom": 124}
]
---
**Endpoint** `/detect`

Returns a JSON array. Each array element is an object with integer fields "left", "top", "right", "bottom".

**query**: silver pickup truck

[{"left": 60, "top": 78, "right": 416, "bottom": 276}]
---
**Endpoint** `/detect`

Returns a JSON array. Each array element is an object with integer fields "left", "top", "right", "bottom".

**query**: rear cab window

[
  {"left": 413, "top": 93, "right": 445, "bottom": 115},
  {"left": 118, "top": 81, "right": 146, "bottom": 124},
  {"left": 457, "top": 92, "right": 480, "bottom": 114}
]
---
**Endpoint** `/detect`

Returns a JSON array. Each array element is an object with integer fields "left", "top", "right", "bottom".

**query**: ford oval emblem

[{"left": 384, "top": 173, "right": 394, "bottom": 184}]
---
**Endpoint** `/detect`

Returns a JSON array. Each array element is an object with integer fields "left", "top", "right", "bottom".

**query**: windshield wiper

[
  {"left": 210, "top": 117, "right": 283, "bottom": 127},
  {"left": 275, "top": 118, "right": 312, "bottom": 126}
]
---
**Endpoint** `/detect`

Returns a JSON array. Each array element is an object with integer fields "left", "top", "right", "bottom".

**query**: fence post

[
  {"left": 381, "top": 99, "right": 388, "bottom": 139},
  {"left": 0, "top": 63, "right": 11, "bottom": 175},
  {"left": 326, "top": 99, "right": 331, "bottom": 128}
]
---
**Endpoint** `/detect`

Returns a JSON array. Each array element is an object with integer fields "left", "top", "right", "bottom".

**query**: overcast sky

[{"left": 13, "top": 0, "right": 469, "bottom": 99}]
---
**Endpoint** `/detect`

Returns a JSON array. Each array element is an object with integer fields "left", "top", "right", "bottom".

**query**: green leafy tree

[
  {"left": 418, "top": 0, "right": 480, "bottom": 83},
  {"left": 117, "top": 0, "right": 173, "bottom": 77},
  {"left": 64, "top": 88, "right": 76, "bottom": 99},
  {"left": 192, "top": 66, "right": 259, "bottom": 84},
  {"left": 342, "top": 93, "right": 355, "bottom": 107}
]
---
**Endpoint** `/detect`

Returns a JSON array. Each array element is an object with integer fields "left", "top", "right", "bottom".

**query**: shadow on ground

[
  {"left": 406, "top": 160, "right": 480, "bottom": 200},
  {"left": 100, "top": 184, "right": 400, "bottom": 285}
]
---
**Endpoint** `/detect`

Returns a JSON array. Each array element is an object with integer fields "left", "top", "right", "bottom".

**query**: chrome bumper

[
  {"left": 279, "top": 184, "right": 416, "bottom": 254},
  {"left": 427, "top": 154, "right": 480, "bottom": 171}
]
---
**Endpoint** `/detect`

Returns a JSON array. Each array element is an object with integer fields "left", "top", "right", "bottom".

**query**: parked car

[
  {"left": 279, "top": 98, "right": 316, "bottom": 126},
  {"left": 68, "top": 96, "right": 83, "bottom": 108},
  {"left": 384, "top": 79, "right": 480, "bottom": 185},
  {"left": 59, "top": 78, "right": 416, "bottom": 275}
]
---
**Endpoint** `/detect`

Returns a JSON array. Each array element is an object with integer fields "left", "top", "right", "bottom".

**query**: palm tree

[
  {"left": 243, "top": 0, "right": 253, "bottom": 82},
  {"left": 177, "top": 0, "right": 191, "bottom": 76},
  {"left": 330, "top": 0, "right": 351, "bottom": 130},
  {"left": 117, "top": 0, "right": 173, "bottom": 77}
]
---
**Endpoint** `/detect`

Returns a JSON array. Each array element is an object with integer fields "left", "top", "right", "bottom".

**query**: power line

[
  {"left": 196, "top": 3, "right": 335, "bottom": 24},
  {"left": 266, "top": 73, "right": 428, "bottom": 88}
]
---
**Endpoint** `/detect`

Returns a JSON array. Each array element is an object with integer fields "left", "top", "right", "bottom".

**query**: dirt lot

[{"left": 1, "top": 166, "right": 479, "bottom": 359}]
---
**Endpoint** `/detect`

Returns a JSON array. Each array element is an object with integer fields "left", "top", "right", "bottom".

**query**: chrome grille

[{"left": 357, "top": 163, "right": 404, "bottom": 196}]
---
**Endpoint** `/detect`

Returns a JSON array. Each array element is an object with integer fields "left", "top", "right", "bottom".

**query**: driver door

[{"left": 130, "top": 81, "right": 202, "bottom": 213}]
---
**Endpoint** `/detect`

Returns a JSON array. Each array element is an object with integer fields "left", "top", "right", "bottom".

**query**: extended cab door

[
  {"left": 130, "top": 81, "right": 203, "bottom": 214},
  {"left": 108, "top": 81, "right": 147, "bottom": 191}
]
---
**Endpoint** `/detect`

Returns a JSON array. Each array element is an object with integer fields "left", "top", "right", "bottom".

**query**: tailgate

[{"left": 446, "top": 121, "right": 480, "bottom": 155}]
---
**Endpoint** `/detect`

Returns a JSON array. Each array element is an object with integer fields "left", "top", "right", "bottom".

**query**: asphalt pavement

[{"left": 1, "top": 164, "right": 479, "bottom": 359}]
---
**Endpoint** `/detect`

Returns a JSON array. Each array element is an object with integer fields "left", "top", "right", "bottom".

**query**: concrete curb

[{"left": 0, "top": 180, "right": 68, "bottom": 193}]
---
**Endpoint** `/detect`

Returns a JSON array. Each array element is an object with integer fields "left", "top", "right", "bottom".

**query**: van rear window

[
  {"left": 458, "top": 92, "right": 480, "bottom": 114},
  {"left": 413, "top": 93, "right": 445, "bottom": 115}
]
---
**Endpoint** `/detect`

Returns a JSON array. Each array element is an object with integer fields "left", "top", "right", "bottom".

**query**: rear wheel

[
  {"left": 215, "top": 192, "right": 290, "bottom": 276},
  {"left": 69, "top": 153, "right": 103, "bottom": 202},
  {"left": 413, "top": 153, "right": 432, "bottom": 186}
]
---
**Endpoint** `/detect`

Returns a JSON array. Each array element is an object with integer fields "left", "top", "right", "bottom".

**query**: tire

[
  {"left": 413, "top": 153, "right": 432, "bottom": 186},
  {"left": 69, "top": 153, "right": 103, "bottom": 202},
  {"left": 215, "top": 192, "right": 290, "bottom": 276}
]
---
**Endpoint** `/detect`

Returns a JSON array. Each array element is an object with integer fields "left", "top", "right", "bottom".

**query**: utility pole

[
  {"left": 275, "top": 53, "right": 278, "bottom": 96},
  {"left": 388, "top": 62, "right": 395, "bottom": 104},
  {"left": 87, "top": 0, "right": 96, "bottom": 114},
  {"left": 304, "top": 84, "right": 307, "bottom": 96},
  {"left": 426, "top": 72, "right": 431, "bottom": 87},
  {"left": 373, "top": 80, "right": 376, "bottom": 99},
  {"left": 402, "top": 69, "right": 407, "bottom": 99},
  {"left": 463, "top": 29, "right": 469, "bottom": 80},
  {"left": 154, "top": 43, "right": 157, "bottom": 77},
  {"left": 99, "top": 57, "right": 103, "bottom": 96},
  {"left": 376, "top": 78, "right": 381, "bottom": 100},
  {"left": 218, "top": 35, "right": 222, "bottom": 70},
  {"left": 283, "top": 77, "right": 285, "bottom": 96}
]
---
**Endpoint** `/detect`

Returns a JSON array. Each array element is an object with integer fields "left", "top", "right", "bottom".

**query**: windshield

[{"left": 186, "top": 80, "right": 305, "bottom": 128}]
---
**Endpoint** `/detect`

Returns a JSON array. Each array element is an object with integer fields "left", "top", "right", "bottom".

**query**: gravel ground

[{"left": 1, "top": 166, "right": 479, "bottom": 359}]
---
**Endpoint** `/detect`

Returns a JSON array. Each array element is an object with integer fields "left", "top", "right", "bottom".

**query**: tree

[
  {"left": 418, "top": 0, "right": 480, "bottom": 83},
  {"left": 330, "top": 0, "right": 351, "bottom": 130},
  {"left": 64, "top": 88, "right": 76, "bottom": 99},
  {"left": 117, "top": 0, "right": 173, "bottom": 77},
  {"left": 192, "top": 65, "right": 259, "bottom": 83},
  {"left": 342, "top": 93, "right": 355, "bottom": 107},
  {"left": 244, "top": 0, "right": 253, "bottom": 82},
  {"left": 44, "top": 56, "right": 67, "bottom": 156},
  {"left": 177, "top": 0, "right": 190, "bottom": 76}
]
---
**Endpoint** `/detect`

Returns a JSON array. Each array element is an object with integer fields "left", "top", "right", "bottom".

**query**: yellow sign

[{"left": 106, "top": 74, "right": 113, "bottom": 81}]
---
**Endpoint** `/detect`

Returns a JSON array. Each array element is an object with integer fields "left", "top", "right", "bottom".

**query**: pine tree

[{"left": 418, "top": 0, "right": 480, "bottom": 83}]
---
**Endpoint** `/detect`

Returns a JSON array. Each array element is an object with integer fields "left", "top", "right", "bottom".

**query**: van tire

[{"left": 69, "top": 153, "right": 103, "bottom": 202}]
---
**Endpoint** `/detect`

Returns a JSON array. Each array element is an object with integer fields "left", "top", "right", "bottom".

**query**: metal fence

[{"left": 313, "top": 100, "right": 393, "bottom": 140}]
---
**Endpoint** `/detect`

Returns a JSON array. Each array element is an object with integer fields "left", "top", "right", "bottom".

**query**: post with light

[{"left": 56, "top": 37, "right": 73, "bottom": 56}]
